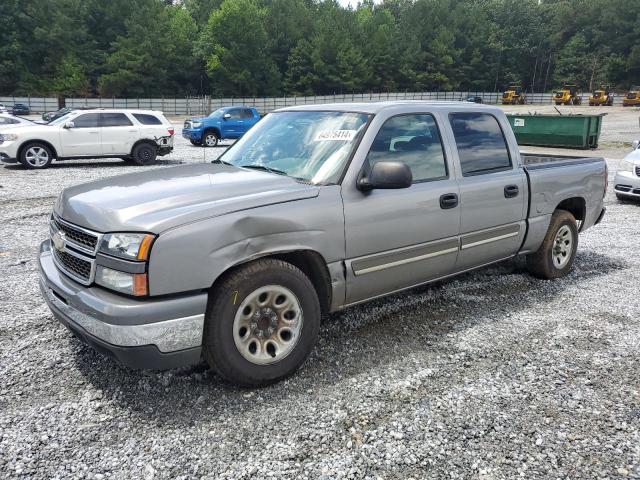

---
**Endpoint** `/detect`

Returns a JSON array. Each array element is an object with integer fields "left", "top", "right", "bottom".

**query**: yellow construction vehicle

[
  {"left": 589, "top": 85, "right": 614, "bottom": 106},
  {"left": 501, "top": 83, "right": 526, "bottom": 105},
  {"left": 623, "top": 86, "right": 640, "bottom": 107},
  {"left": 554, "top": 84, "right": 583, "bottom": 105}
]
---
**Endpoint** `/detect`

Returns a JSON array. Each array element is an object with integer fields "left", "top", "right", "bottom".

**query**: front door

[
  {"left": 59, "top": 113, "right": 101, "bottom": 157},
  {"left": 448, "top": 112, "right": 527, "bottom": 270},
  {"left": 343, "top": 113, "right": 461, "bottom": 304},
  {"left": 221, "top": 108, "right": 244, "bottom": 138}
]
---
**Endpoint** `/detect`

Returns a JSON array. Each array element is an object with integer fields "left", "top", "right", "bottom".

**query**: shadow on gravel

[
  {"left": 3, "top": 159, "right": 184, "bottom": 170},
  {"left": 70, "top": 250, "right": 628, "bottom": 423}
]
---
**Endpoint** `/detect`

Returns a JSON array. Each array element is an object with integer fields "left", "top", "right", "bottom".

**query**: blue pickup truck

[{"left": 182, "top": 106, "right": 261, "bottom": 147}]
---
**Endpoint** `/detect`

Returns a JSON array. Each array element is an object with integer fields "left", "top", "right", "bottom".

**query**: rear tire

[
  {"left": 527, "top": 210, "right": 578, "bottom": 279},
  {"left": 203, "top": 259, "right": 321, "bottom": 386},
  {"left": 19, "top": 142, "right": 53, "bottom": 169},
  {"left": 131, "top": 142, "right": 157, "bottom": 166}
]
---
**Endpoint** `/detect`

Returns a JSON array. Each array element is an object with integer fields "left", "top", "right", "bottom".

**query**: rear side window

[
  {"left": 133, "top": 113, "right": 162, "bottom": 125},
  {"left": 73, "top": 113, "right": 100, "bottom": 128},
  {"left": 366, "top": 113, "right": 447, "bottom": 182},
  {"left": 449, "top": 113, "right": 511, "bottom": 176},
  {"left": 100, "top": 112, "right": 133, "bottom": 127}
]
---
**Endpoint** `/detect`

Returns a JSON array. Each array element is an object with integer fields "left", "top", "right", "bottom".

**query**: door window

[
  {"left": 72, "top": 113, "right": 99, "bottom": 128},
  {"left": 449, "top": 113, "right": 511, "bottom": 176},
  {"left": 366, "top": 114, "right": 447, "bottom": 182},
  {"left": 241, "top": 109, "right": 254, "bottom": 119},
  {"left": 100, "top": 112, "right": 133, "bottom": 127},
  {"left": 227, "top": 109, "right": 242, "bottom": 120}
]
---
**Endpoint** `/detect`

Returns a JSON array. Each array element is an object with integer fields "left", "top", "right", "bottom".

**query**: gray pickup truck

[{"left": 38, "top": 102, "right": 607, "bottom": 386}]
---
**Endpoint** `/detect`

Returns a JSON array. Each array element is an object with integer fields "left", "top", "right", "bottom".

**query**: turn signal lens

[
  {"left": 133, "top": 273, "right": 148, "bottom": 296},
  {"left": 137, "top": 234, "right": 155, "bottom": 261}
]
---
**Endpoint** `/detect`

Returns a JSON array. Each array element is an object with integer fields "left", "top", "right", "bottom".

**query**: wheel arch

[
  {"left": 130, "top": 138, "right": 158, "bottom": 156},
  {"left": 555, "top": 196, "right": 586, "bottom": 222},
  {"left": 209, "top": 249, "right": 332, "bottom": 315},
  {"left": 204, "top": 126, "right": 221, "bottom": 138},
  {"left": 18, "top": 139, "right": 58, "bottom": 160}
]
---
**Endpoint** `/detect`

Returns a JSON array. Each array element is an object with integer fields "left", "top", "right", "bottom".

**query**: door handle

[
  {"left": 439, "top": 193, "right": 459, "bottom": 209},
  {"left": 504, "top": 185, "right": 519, "bottom": 198}
]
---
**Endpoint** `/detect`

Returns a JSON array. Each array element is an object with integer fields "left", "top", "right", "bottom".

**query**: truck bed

[{"left": 521, "top": 153, "right": 604, "bottom": 170}]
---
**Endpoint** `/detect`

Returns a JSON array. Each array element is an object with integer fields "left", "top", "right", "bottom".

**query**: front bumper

[
  {"left": 182, "top": 128, "right": 203, "bottom": 141},
  {"left": 614, "top": 170, "right": 640, "bottom": 198},
  {"left": 38, "top": 240, "right": 207, "bottom": 370}
]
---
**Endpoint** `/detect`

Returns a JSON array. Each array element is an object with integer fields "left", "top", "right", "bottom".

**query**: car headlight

[
  {"left": 618, "top": 159, "right": 635, "bottom": 173},
  {"left": 99, "top": 233, "right": 155, "bottom": 261},
  {"left": 95, "top": 266, "right": 148, "bottom": 296},
  {"left": 192, "top": 122, "right": 202, "bottom": 128},
  {"left": 0, "top": 133, "right": 18, "bottom": 142}
]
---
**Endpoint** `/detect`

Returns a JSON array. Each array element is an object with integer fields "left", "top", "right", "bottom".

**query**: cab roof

[{"left": 276, "top": 100, "right": 502, "bottom": 115}]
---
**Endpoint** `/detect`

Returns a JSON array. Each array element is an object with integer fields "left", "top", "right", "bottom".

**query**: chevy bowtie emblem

[{"left": 52, "top": 230, "right": 66, "bottom": 251}]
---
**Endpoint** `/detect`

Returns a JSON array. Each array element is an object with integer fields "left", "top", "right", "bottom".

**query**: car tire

[
  {"left": 19, "top": 142, "right": 54, "bottom": 169},
  {"left": 527, "top": 210, "right": 578, "bottom": 280},
  {"left": 203, "top": 131, "right": 219, "bottom": 147},
  {"left": 203, "top": 259, "right": 321, "bottom": 387},
  {"left": 131, "top": 142, "right": 157, "bottom": 166}
]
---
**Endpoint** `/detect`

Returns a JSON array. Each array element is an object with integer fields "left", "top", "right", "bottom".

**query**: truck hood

[{"left": 55, "top": 164, "right": 320, "bottom": 233}]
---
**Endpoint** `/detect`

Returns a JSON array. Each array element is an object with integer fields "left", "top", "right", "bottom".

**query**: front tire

[
  {"left": 527, "top": 210, "right": 578, "bottom": 279},
  {"left": 203, "top": 259, "right": 321, "bottom": 386},
  {"left": 203, "top": 131, "right": 219, "bottom": 147},
  {"left": 19, "top": 142, "right": 53, "bottom": 169},
  {"left": 131, "top": 142, "right": 157, "bottom": 166}
]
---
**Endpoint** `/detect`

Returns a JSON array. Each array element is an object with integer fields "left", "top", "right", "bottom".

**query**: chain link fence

[{"left": 0, "top": 91, "right": 630, "bottom": 115}]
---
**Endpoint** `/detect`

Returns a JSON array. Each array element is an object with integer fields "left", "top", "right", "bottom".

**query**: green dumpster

[{"left": 506, "top": 113, "right": 604, "bottom": 149}]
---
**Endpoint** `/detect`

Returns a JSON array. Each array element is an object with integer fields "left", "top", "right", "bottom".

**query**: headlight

[
  {"left": 618, "top": 159, "right": 635, "bottom": 173},
  {"left": 192, "top": 122, "right": 202, "bottom": 128},
  {"left": 95, "top": 266, "right": 148, "bottom": 296},
  {"left": 0, "top": 133, "right": 18, "bottom": 142},
  {"left": 99, "top": 233, "right": 155, "bottom": 261}
]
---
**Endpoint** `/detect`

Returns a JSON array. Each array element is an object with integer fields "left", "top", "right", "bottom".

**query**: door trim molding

[
  {"left": 351, "top": 238, "right": 459, "bottom": 276},
  {"left": 460, "top": 224, "right": 521, "bottom": 250}
]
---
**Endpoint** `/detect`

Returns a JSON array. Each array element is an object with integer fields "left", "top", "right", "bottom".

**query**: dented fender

[{"left": 147, "top": 186, "right": 346, "bottom": 303}]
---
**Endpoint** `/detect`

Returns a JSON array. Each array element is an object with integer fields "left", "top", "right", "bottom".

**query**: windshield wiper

[
  {"left": 212, "top": 158, "right": 232, "bottom": 165},
  {"left": 238, "top": 164, "right": 288, "bottom": 176}
]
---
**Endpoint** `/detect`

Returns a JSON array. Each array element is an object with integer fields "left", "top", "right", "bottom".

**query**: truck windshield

[
  {"left": 209, "top": 108, "right": 225, "bottom": 117},
  {"left": 219, "top": 111, "right": 370, "bottom": 184}
]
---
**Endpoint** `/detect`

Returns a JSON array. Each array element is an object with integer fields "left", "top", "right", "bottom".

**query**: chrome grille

[
  {"left": 636, "top": 166, "right": 640, "bottom": 176},
  {"left": 49, "top": 215, "right": 100, "bottom": 285},
  {"left": 51, "top": 216, "right": 98, "bottom": 251},
  {"left": 53, "top": 249, "right": 92, "bottom": 282}
]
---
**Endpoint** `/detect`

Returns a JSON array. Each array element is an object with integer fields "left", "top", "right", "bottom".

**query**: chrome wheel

[
  {"left": 552, "top": 225, "right": 573, "bottom": 269},
  {"left": 204, "top": 133, "right": 218, "bottom": 147},
  {"left": 25, "top": 146, "right": 49, "bottom": 167},
  {"left": 233, "top": 285, "right": 303, "bottom": 365}
]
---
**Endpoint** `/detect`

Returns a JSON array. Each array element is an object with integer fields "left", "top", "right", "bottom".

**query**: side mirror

[
  {"left": 358, "top": 161, "right": 412, "bottom": 191},
  {"left": 633, "top": 140, "right": 639, "bottom": 150},
  {"left": 223, "top": 113, "right": 231, "bottom": 120},
  {"left": 63, "top": 121, "right": 75, "bottom": 129}
]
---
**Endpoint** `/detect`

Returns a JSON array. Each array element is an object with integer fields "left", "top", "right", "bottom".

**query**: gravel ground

[{"left": 0, "top": 117, "right": 639, "bottom": 479}]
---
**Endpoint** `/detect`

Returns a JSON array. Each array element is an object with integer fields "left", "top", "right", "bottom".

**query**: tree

[{"left": 198, "top": 0, "right": 280, "bottom": 96}]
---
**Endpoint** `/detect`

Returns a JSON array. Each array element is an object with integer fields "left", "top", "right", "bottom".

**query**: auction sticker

[
  {"left": 314, "top": 130, "right": 356, "bottom": 141},
  {"left": 513, "top": 118, "right": 525, "bottom": 127}
]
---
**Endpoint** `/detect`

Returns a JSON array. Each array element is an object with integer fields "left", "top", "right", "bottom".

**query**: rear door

[
  {"left": 100, "top": 112, "right": 139, "bottom": 155},
  {"left": 240, "top": 108, "right": 258, "bottom": 134},
  {"left": 59, "top": 113, "right": 101, "bottom": 156},
  {"left": 448, "top": 112, "right": 527, "bottom": 270},
  {"left": 343, "top": 112, "right": 461, "bottom": 304}
]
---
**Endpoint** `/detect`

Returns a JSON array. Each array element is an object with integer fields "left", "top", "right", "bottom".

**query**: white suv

[{"left": 0, "top": 109, "right": 174, "bottom": 169}]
